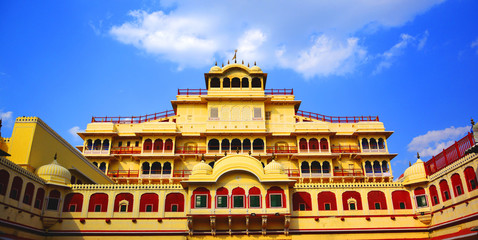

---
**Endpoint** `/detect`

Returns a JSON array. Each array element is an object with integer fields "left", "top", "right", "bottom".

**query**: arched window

[
  {"left": 221, "top": 139, "right": 230, "bottom": 152},
  {"left": 464, "top": 167, "right": 478, "bottom": 191},
  {"left": 391, "top": 190, "right": 412, "bottom": 209},
  {"left": 216, "top": 187, "right": 228, "bottom": 208},
  {"left": 192, "top": 187, "right": 211, "bottom": 209},
  {"left": 429, "top": 185, "right": 440, "bottom": 206},
  {"left": 318, "top": 191, "right": 337, "bottom": 210},
  {"left": 231, "top": 77, "right": 240, "bottom": 88},
  {"left": 451, "top": 173, "right": 464, "bottom": 197},
  {"left": 365, "top": 161, "right": 373, "bottom": 174},
  {"left": 223, "top": 78, "right": 230, "bottom": 88},
  {"left": 93, "top": 162, "right": 98, "bottom": 167},
  {"left": 34, "top": 188, "right": 45, "bottom": 210},
  {"left": 311, "top": 161, "right": 321, "bottom": 175},
  {"left": 102, "top": 139, "right": 110, "bottom": 150},
  {"left": 293, "top": 192, "right": 312, "bottom": 211},
  {"left": 301, "top": 161, "right": 310, "bottom": 174},
  {"left": 378, "top": 138, "right": 385, "bottom": 149},
  {"left": 373, "top": 161, "right": 381, "bottom": 173},
  {"left": 163, "top": 162, "right": 172, "bottom": 175},
  {"left": 99, "top": 162, "right": 106, "bottom": 172},
  {"left": 210, "top": 77, "right": 220, "bottom": 88},
  {"left": 114, "top": 193, "right": 134, "bottom": 212},
  {"left": 143, "top": 139, "right": 152, "bottom": 151},
  {"left": 299, "top": 138, "right": 308, "bottom": 150},
  {"left": 342, "top": 191, "right": 362, "bottom": 210},
  {"left": 382, "top": 161, "right": 389, "bottom": 172},
  {"left": 93, "top": 139, "right": 101, "bottom": 150},
  {"left": 232, "top": 187, "right": 246, "bottom": 208},
  {"left": 320, "top": 138, "right": 328, "bottom": 150},
  {"left": 249, "top": 187, "right": 262, "bottom": 208},
  {"left": 266, "top": 186, "right": 286, "bottom": 208},
  {"left": 63, "top": 193, "right": 83, "bottom": 212},
  {"left": 370, "top": 138, "right": 378, "bottom": 149},
  {"left": 23, "top": 182, "right": 35, "bottom": 205},
  {"left": 231, "top": 138, "right": 241, "bottom": 151},
  {"left": 361, "top": 138, "right": 369, "bottom": 150},
  {"left": 142, "top": 162, "right": 150, "bottom": 175},
  {"left": 242, "top": 77, "right": 249, "bottom": 88},
  {"left": 253, "top": 138, "right": 264, "bottom": 151},
  {"left": 150, "top": 162, "right": 161, "bottom": 175},
  {"left": 414, "top": 187, "right": 428, "bottom": 208},
  {"left": 309, "top": 138, "right": 319, "bottom": 150},
  {"left": 164, "top": 139, "right": 173, "bottom": 151},
  {"left": 153, "top": 139, "right": 163, "bottom": 151},
  {"left": 440, "top": 180, "right": 451, "bottom": 201},
  {"left": 86, "top": 139, "right": 93, "bottom": 150},
  {"left": 322, "top": 161, "right": 331, "bottom": 174},
  {"left": 208, "top": 139, "right": 219, "bottom": 151},
  {"left": 165, "top": 193, "right": 184, "bottom": 212},
  {"left": 89, "top": 193, "right": 108, "bottom": 212},
  {"left": 367, "top": 191, "right": 387, "bottom": 210},
  {"left": 0, "top": 170, "right": 10, "bottom": 196},
  {"left": 47, "top": 190, "right": 61, "bottom": 210},
  {"left": 140, "top": 193, "right": 159, "bottom": 212},
  {"left": 251, "top": 78, "right": 261, "bottom": 88},
  {"left": 10, "top": 176, "right": 23, "bottom": 200},
  {"left": 243, "top": 139, "right": 251, "bottom": 151}
]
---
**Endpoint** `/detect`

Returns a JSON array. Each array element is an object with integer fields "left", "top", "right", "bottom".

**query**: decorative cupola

[
  {"left": 400, "top": 153, "right": 428, "bottom": 185},
  {"left": 36, "top": 154, "right": 72, "bottom": 186},
  {"left": 192, "top": 160, "right": 213, "bottom": 175},
  {"left": 264, "top": 160, "right": 284, "bottom": 174}
]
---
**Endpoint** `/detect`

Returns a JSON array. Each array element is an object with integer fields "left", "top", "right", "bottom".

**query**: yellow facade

[{"left": 0, "top": 63, "right": 477, "bottom": 239}]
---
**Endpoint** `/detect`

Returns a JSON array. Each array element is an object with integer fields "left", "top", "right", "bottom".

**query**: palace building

[{"left": 0, "top": 63, "right": 478, "bottom": 239}]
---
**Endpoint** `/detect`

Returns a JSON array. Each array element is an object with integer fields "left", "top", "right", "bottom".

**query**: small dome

[
  {"left": 192, "top": 160, "right": 213, "bottom": 175},
  {"left": 401, "top": 158, "right": 427, "bottom": 185},
  {"left": 264, "top": 160, "right": 284, "bottom": 174},
  {"left": 36, "top": 159, "right": 71, "bottom": 186},
  {"left": 209, "top": 66, "right": 222, "bottom": 72},
  {"left": 250, "top": 66, "right": 262, "bottom": 72}
]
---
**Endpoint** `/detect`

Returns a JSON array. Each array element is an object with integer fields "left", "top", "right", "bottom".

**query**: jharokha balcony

[
  {"left": 107, "top": 169, "right": 191, "bottom": 181},
  {"left": 266, "top": 146, "right": 298, "bottom": 154},
  {"left": 331, "top": 145, "right": 360, "bottom": 153}
]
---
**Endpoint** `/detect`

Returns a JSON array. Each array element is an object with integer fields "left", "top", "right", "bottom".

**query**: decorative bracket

[
  {"left": 187, "top": 216, "right": 193, "bottom": 236},
  {"left": 262, "top": 215, "right": 268, "bottom": 235},
  {"left": 284, "top": 215, "right": 291, "bottom": 235},
  {"left": 210, "top": 216, "right": 216, "bottom": 236},
  {"left": 228, "top": 216, "right": 232, "bottom": 235}
]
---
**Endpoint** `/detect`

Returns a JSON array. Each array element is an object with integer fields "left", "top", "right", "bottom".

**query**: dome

[
  {"left": 250, "top": 66, "right": 262, "bottom": 72},
  {"left": 36, "top": 159, "right": 71, "bottom": 186},
  {"left": 209, "top": 66, "right": 222, "bottom": 72},
  {"left": 192, "top": 160, "right": 213, "bottom": 175},
  {"left": 401, "top": 158, "right": 428, "bottom": 185},
  {"left": 264, "top": 160, "right": 284, "bottom": 174}
]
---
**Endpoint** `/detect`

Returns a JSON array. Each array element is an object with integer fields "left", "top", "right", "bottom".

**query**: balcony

[
  {"left": 266, "top": 146, "right": 298, "bottom": 154},
  {"left": 175, "top": 146, "right": 207, "bottom": 154},
  {"left": 331, "top": 145, "right": 360, "bottom": 153},
  {"left": 365, "top": 171, "right": 392, "bottom": 177},
  {"left": 296, "top": 110, "right": 379, "bottom": 123},
  {"left": 84, "top": 148, "right": 109, "bottom": 155},
  {"left": 333, "top": 168, "right": 364, "bottom": 177},
  {"left": 361, "top": 148, "right": 387, "bottom": 153},
  {"left": 111, "top": 147, "right": 142, "bottom": 155},
  {"left": 108, "top": 170, "right": 191, "bottom": 179},
  {"left": 91, "top": 110, "right": 175, "bottom": 124}
]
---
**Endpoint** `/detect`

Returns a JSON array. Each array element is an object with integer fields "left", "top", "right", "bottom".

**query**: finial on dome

[
  {"left": 54, "top": 153, "right": 57, "bottom": 160},
  {"left": 222, "top": 62, "right": 224, "bottom": 67},
  {"left": 409, "top": 161, "right": 412, "bottom": 167},
  {"left": 236, "top": 147, "right": 239, "bottom": 154},
  {"left": 271, "top": 152, "right": 275, "bottom": 160},
  {"left": 417, "top": 152, "right": 420, "bottom": 159},
  {"left": 248, "top": 63, "right": 250, "bottom": 67},
  {"left": 228, "top": 60, "right": 230, "bottom": 65},
  {"left": 242, "top": 60, "right": 244, "bottom": 64},
  {"left": 224, "top": 151, "right": 227, "bottom": 156},
  {"left": 215, "top": 61, "right": 217, "bottom": 66},
  {"left": 201, "top": 153, "right": 205, "bottom": 161},
  {"left": 258, "top": 154, "right": 261, "bottom": 161},
  {"left": 248, "top": 150, "right": 251, "bottom": 156},
  {"left": 472, "top": 118, "right": 475, "bottom": 126},
  {"left": 232, "top": 49, "right": 237, "bottom": 63},
  {"left": 254, "top": 61, "right": 256, "bottom": 66},
  {"left": 214, "top": 155, "right": 217, "bottom": 161}
]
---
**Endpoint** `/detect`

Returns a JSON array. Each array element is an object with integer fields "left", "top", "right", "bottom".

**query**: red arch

[
  {"left": 165, "top": 193, "right": 184, "bottom": 212},
  {"left": 451, "top": 173, "right": 464, "bottom": 197},
  {"left": 143, "top": 139, "right": 152, "bottom": 151},
  {"left": 299, "top": 138, "right": 307, "bottom": 150},
  {"left": 318, "top": 191, "right": 337, "bottom": 210},
  {"left": 309, "top": 138, "right": 319, "bottom": 150},
  {"left": 191, "top": 187, "right": 211, "bottom": 209},
  {"left": 292, "top": 192, "right": 312, "bottom": 211},
  {"left": 34, "top": 188, "right": 45, "bottom": 209},
  {"left": 0, "top": 170, "right": 9, "bottom": 196},
  {"left": 429, "top": 185, "right": 440, "bottom": 206},
  {"left": 266, "top": 186, "right": 286, "bottom": 208},
  {"left": 342, "top": 191, "right": 362, "bottom": 210},
  {"left": 367, "top": 191, "right": 387, "bottom": 210},
  {"left": 249, "top": 187, "right": 262, "bottom": 208},
  {"left": 10, "top": 176, "right": 23, "bottom": 200},
  {"left": 439, "top": 180, "right": 451, "bottom": 201},
  {"left": 23, "top": 182, "right": 35, "bottom": 205},
  {"left": 391, "top": 190, "right": 412, "bottom": 209},
  {"left": 140, "top": 193, "right": 159, "bottom": 212},
  {"left": 63, "top": 193, "right": 84, "bottom": 212},
  {"left": 232, "top": 187, "right": 246, "bottom": 208},
  {"left": 88, "top": 193, "right": 108, "bottom": 212},
  {"left": 114, "top": 193, "right": 134, "bottom": 212},
  {"left": 464, "top": 167, "right": 478, "bottom": 191}
]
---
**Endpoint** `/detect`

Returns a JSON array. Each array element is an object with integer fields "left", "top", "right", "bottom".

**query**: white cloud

[
  {"left": 472, "top": 38, "right": 478, "bottom": 54},
  {"left": 0, "top": 111, "right": 13, "bottom": 128},
  {"left": 407, "top": 126, "right": 470, "bottom": 157},
  {"left": 109, "top": 0, "right": 444, "bottom": 78},
  {"left": 374, "top": 31, "right": 429, "bottom": 74},
  {"left": 68, "top": 126, "right": 84, "bottom": 142}
]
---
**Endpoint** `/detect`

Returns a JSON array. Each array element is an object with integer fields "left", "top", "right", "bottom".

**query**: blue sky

[{"left": 1, "top": 0, "right": 477, "bottom": 177}]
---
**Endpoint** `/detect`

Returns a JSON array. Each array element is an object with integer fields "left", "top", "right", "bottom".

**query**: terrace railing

[
  {"left": 266, "top": 146, "right": 298, "bottom": 154},
  {"left": 110, "top": 147, "right": 142, "bottom": 155},
  {"left": 178, "top": 89, "right": 208, "bottom": 95},
  {"left": 91, "top": 110, "right": 175, "bottom": 124},
  {"left": 331, "top": 145, "right": 361, "bottom": 153},
  {"left": 175, "top": 146, "right": 207, "bottom": 154},
  {"left": 264, "top": 89, "right": 293, "bottom": 95},
  {"left": 424, "top": 132, "right": 475, "bottom": 176},
  {"left": 333, "top": 168, "right": 364, "bottom": 177},
  {"left": 296, "top": 110, "right": 379, "bottom": 123},
  {"left": 177, "top": 88, "right": 294, "bottom": 95}
]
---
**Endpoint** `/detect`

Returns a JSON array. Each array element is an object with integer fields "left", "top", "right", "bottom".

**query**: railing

[
  {"left": 362, "top": 148, "right": 387, "bottom": 153},
  {"left": 84, "top": 149, "right": 109, "bottom": 155},
  {"left": 178, "top": 88, "right": 208, "bottom": 95},
  {"left": 284, "top": 168, "right": 300, "bottom": 177},
  {"left": 264, "top": 89, "right": 293, "bottom": 95},
  {"left": 301, "top": 169, "right": 332, "bottom": 178},
  {"left": 296, "top": 110, "right": 379, "bottom": 123},
  {"left": 108, "top": 170, "right": 190, "bottom": 179},
  {"left": 425, "top": 132, "right": 475, "bottom": 176},
  {"left": 266, "top": 146, "right": 298, "bottom": 154},
  {"left": 108, "top": 170, "right": 140, "bottom": 178},
  {"left": 110, "top": 147, "right": 142, "bottom": 155},
  {"left": 365, "top": 171, "right": 392, "bottom": 177},
  {"left": 142, "top": 149, "right": 174, "bottom": 154},
  {"left": 333, "top": 168, "right": 364, "bottom": 177},
  {"left": 331, "top": 145, "right": 360, "bottom": 153},
  {"left": 175, "top": 147, "right": 207, "bottom": 154},
  {"left": 91, "top": 110, "right": 175, "bottom": 123},
  {"left": 173, "top": 170, "right": 192, "bottom": 178}
]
